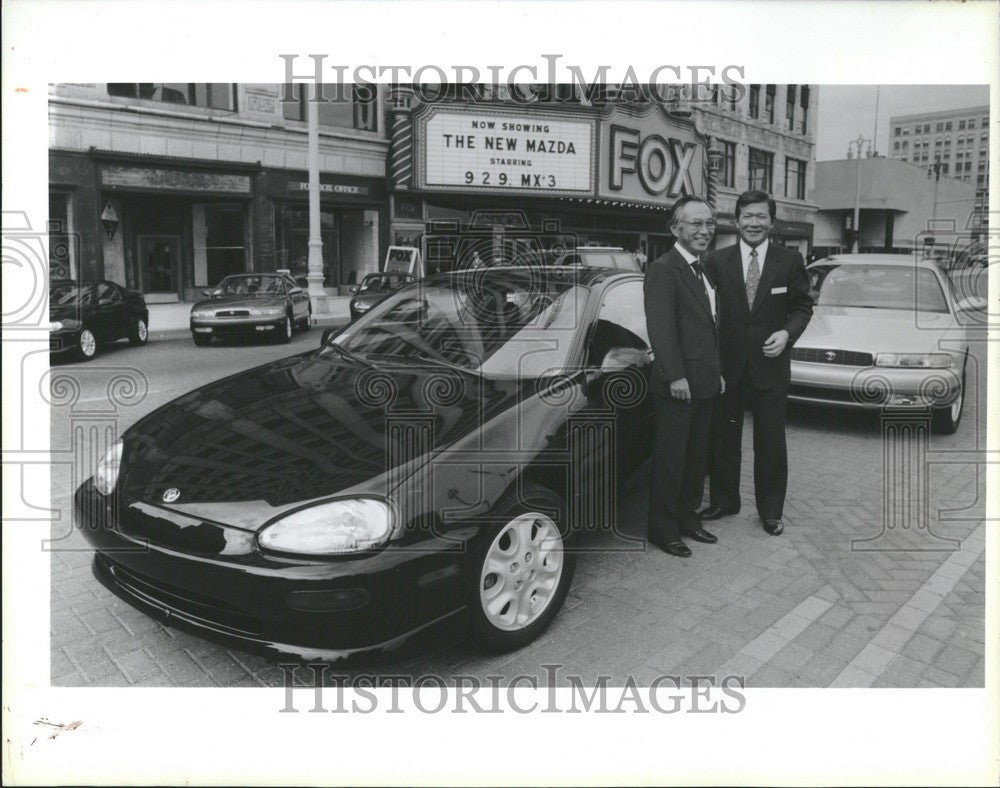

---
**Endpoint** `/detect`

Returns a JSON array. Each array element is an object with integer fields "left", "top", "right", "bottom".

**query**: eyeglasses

[{"left": 678, "top": 220, "right": 717, "bottom": 230}]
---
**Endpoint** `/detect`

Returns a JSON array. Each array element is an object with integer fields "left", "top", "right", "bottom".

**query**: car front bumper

[
  {"left": 74, "top": 479, "right": 472, "bottom": 659},
  {"left": 191, "top": 316, "right": 286, "bottom": 338},
  {"left": 789, "top": 360, "right": 963, "bottom": 409}
]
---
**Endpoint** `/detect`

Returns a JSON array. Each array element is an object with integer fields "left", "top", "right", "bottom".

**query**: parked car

[
  {"left": 76, "top": 266, "right": 655, "bottom": 659},
  {"left": 349, "top": 272, "right": 417, "bottom": 321},
  {"left": 789, "top": 254, "right": 974, "bottom": 434},
  {"left": 49, "top": 279, "right": 149, "bottom": 361},
  {"left": 189, "top": 273, "right": 311, "bottom": 346}
]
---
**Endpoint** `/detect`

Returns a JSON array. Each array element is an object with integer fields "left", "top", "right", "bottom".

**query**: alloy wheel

[{"left": 478, "top": 512, "right": 564, "bottom": 631}]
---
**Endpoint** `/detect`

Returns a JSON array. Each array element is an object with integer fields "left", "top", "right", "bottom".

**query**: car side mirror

[
  {"left": 201, "top": 289, "right": 213, "bottom": 298},
  {"left": 349, "top": 285, "right": 359, "bottom": 294},
  {"left": 600, "top": 346, "right": 651, "bottom": 372}
]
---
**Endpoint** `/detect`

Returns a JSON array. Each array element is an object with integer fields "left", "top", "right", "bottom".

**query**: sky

[{"left": 814, "top": 84, "right": 990, "bottom": 161}]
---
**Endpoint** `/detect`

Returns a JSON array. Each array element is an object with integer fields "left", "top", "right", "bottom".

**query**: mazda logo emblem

[
  {"left": 825, "top": 351, "right": 837, "bottom": 362},
  {"left": 162, "top": 488, "right": 181, "bottom": 503}
]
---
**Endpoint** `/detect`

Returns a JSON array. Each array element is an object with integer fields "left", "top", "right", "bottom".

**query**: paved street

[{"left": 48, "top": 323, "right": 988, "bottom": 689}]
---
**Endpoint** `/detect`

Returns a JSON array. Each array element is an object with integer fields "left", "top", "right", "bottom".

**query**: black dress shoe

[
  {"left": 763, "top": 518, "right": 784, "bottom": 536},
  {"left": 697, "top": 505, "right": 738, "bottom": 521},
  {"left": 684, "top": 527, "right": 717, "bottom": 544},
  {"left": 649, "top": 538, "right": 692, "bottom": 557}
]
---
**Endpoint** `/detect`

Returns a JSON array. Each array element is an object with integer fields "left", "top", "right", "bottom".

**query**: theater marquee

[{"left": 419, "top": 108, "right": 595, "bottom": 195}]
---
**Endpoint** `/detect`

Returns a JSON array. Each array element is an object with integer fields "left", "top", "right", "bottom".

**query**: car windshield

[
  {"left": 327, "top": 270, "right": 589, "bottom": 378},
  {"left": 359, "top": 275, "right": 408, "bottom": 293},
  {"left": 217, "top": 275, "right": 285, "bottom": 296},
  {"left": 809, "top": 264, "right": 949, "bottom": 314},
  {"left": 50, "top": 283, "right": 90, "bottom": 306}
]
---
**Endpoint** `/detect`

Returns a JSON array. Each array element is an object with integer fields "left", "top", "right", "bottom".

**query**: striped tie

[{"left": 746, "top": 248, "right": 760, "bottom": 307}]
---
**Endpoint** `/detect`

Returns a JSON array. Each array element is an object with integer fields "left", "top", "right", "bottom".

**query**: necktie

[{"left": 746, "top": 248, "right": 760, "bottom": 307}]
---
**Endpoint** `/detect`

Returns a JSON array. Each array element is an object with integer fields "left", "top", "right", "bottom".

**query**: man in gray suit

[{"left": 643, "top": 195, "right": 723, "bottom": 558}]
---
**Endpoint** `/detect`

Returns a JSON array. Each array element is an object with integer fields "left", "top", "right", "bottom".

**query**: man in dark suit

[
  {"left": 699, "top": 190, "right": 814, "bottom": 535},
  {"left": 643, "top": 195, "right": 723, "bottom": 557}
]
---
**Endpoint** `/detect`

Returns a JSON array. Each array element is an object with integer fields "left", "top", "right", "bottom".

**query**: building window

[
  {"left": 282, "top": 84, "right": 379, "bottom": 132},
  {"left": 784, "top": 157, "right": 806, "bottom": 200},
  {"left": 748, "top": 84, "right": 760, "bottom": 119},
  {"left": 764, "top": 84, "right": 775, "bottom": 123},
  {"left": 785, "top": 85, "right": 796, "bottom": 130},
  {"left": 107, "top": 83, "right": 236, "bottom": 111},
  {"left": 748, "top": 147, "right": 773, "bottom": 191},
  {"left": 945, "top": 121, "right": 952, "bottom": 131},
  {"left": 936, "top": 122, "right": 944, "bottom": 132},
  {"left": 893, "top": 141, "right": 900, "bottom": 151},
  {"left": 799, "top": 86, "right": 810, "bottom": 134},
  {"left": 959, "top": 120, "right": 966, "bottom": 130},
  {"left": 942, "top": 163, "right": 949, "bottom": 174},
  {"left": 48, "top": 192, "right": 74, "bottom": 279},
  {"left": 894, "top": 127, "right": 901, "bottom": 137},
  {"left": 719, "top": 140, "right": 736, "bottom": 188},
  {"left": 197, "top": 204, "right": 246, "bottom": 285}
]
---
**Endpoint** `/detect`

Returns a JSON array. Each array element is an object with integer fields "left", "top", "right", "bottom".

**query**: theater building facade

[{"left": 385, "top": 85, "right": 818, "bottom": 265}]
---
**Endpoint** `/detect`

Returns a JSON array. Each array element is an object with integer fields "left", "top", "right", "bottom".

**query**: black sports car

[
  {"left": 49, "top": 279, "right": 149, "bottom": 360},
  {"left": 190, "top": 273, "right": 312, "bottom": 346},
  {"left": 76, "top": 267, "right": 655, "bottom": 659},
  {"left": 349, "top": 272, "right": 417, "bottom": 321}
]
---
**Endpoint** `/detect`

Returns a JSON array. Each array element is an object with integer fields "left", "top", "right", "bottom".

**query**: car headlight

[
  {"left": 876, "top": 353, "right": 955, "bottom": 369},
  {"left": 249, "top": 307, "right": 285, "bottom": 316},
  {"left": 190, "top": 309, "right": 214, "bottom": 319},
  {"left": 354, "top": 302, "right": 371, "bottom": 312},
  {"left": 49, "top": 321, "right": 63, "bottom": 332},
  {"left": 258, "top": 498, "right": 394, "bottom": 556},
  {"left": 94, "top": 440, "right": 123, "bottom": 496}
]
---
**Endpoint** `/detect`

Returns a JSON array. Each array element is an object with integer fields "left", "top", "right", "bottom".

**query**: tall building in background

[{"left": 888, "top": 105, "right": 989, "bottom": 236}]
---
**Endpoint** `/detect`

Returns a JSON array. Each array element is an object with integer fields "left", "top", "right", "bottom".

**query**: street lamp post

[
  {"left": 306, "top": 92, "right": 326, "bottom": 301},
  {"left": 847, "top": 134, "right": 873, "bottom": 253}
]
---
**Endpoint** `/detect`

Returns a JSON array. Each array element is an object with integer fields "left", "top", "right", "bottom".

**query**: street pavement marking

[
  {"left": 716, "top": 593, "right": 835, "bottom": 676},
  {"left": 828, "top": 522, "right": 986, "bottom": 688}
]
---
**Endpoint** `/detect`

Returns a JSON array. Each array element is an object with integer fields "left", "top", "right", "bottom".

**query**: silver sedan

[{"left": 789, "top": 254, "right": 976, "bottom": 434}]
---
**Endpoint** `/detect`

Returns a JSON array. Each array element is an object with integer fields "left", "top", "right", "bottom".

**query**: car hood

[
  {"left": 192, "top": 295, "right": 286, "bottom": 311},
  {"left": 118, "top": 352, "right": 532, "bottom": 522},
  {"left": 797, "top": 306, "right": 954, "bottom": 355}
]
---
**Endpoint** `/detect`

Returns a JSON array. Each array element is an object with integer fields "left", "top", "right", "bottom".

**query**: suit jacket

[
  {"left": 643, "top": 246, "right": 721, "bottom": 399},
  {"left": 704, "top": 241, "right": 813, "bottom": 389}
]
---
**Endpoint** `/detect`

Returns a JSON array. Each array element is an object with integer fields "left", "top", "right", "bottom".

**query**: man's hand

[
  {"left": 670, "top": 378, "right": 691, "bottom": 402},
  {"left": 763, "top": 330, "right": 790, "bottom": 357},
  {"left": 720, "top": 375, "right": 726, "bottom": 395}
]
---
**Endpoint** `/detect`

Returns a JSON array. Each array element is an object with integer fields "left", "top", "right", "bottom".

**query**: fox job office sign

[{"left": 419, "top": 108, "right": 595, "bottom": 195}]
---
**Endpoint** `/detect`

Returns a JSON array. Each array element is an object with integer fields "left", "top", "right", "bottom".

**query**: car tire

[
  {"left": 468, "top": 482, "right": 576, "bottom": 653},
  {"left": 128, "top": 317, "right": 149, "bottom": 346},
  {"left": 931, "top": 355, "right": 967, "bottom": 435},
  {"left": 77, "top": 327, "right": 98, "bottom": 361},
  {"left": 276, "top": 314, "right": 293, "bottom": 344},
  {"left": 192, "top": 333, "right": 212, "bottom": 347},
  {"left": 299, "top": 305, "right": 312, "bottom": 331}
]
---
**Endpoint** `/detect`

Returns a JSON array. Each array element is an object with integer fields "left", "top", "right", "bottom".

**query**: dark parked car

[
  {"left": 49, "top": 279, "right": 149, "bottom": 361},
  {"left": 190, "top": 273, "right": 311, "bottom": 346},
  {"left": 76, "top": 266, "right": 655, "bottom": 659},
  {"left": 349, "top": 272, "right": 417, "bottom": 321}
]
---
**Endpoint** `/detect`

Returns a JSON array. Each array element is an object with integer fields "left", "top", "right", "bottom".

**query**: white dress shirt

[
  {"left": 674, "top": 243, "right": 717, "bottom": 320},
  {"left": 739, "top": 238, "right": 770, "bottom": 282}
]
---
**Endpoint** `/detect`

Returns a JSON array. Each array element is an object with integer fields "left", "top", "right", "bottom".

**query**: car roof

[
  {"left": 575, "top": 246, "right": 628, "bottom": 252},
  {"left": 429, "top": 265, "right": 635, "bottom": 287},
  {"left": 811, "top": 254, "right": 940, "bottom": 271}
]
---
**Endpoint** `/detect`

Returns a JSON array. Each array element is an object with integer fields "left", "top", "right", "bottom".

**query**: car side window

[
  {"left": 97, "top": 283, "right": 122, "bottom": 304},
  {"left": 587, "top": 280, "right": 650, "bottom": 366}
]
